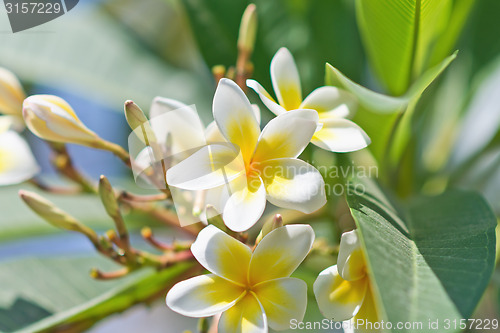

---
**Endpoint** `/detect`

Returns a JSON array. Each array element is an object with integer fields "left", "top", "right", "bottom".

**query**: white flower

[
  {"left": 167, "top": 224, "right": 314, "bottom": 333},
  {"left": 313, "top": 229, "right": 378, "bottom": 326},
  {"left": 247, "top": 47, "right": 371, "bottom": 153},
  {"left": 167, "top": 78, "right": 326, "bottom": 232},
  {"left": 0, "top": 117, "right": 39, "bottom": 185}
]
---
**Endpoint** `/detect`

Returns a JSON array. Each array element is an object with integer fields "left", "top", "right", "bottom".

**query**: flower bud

[
  {"left": 256, "top": 214, "right": 283, "bottom": 244},
  {"left": 0, "top": 67, "right": 26, "bottom": 117},
  {"left": 124, "top": 100, "right": 157, "bottom": 145},
  {"left": 237, "top": 4, "right": 257, "bottom": 54},
  {"left": 22, "top": 95, "right": 100, "bottom": 146},
  {"left": 99, "top": 175, "right": 120, "bottom": 218},
  {"left": 19, "top": 190, "right": 97, "bottom": 239}
]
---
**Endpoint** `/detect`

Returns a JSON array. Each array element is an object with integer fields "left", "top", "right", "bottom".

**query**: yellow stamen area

[
  {"left": 279, "top": 84, "right": 302, "bottom": 111},
  {"left": 226, "top": 116, "right": 259, "bottom": 165},
  {"left": 346, "top": 248, "right": 367, "bottom": 280},
  {"left": 329, "top": 276, "right": 368, "bottom": 305}
]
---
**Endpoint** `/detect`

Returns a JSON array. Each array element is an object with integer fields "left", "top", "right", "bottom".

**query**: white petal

[
  {"left": 247, "top": 79, "right": 287, "bottom": 116},
  {"left": 300, "top": 86, "right": 356, "bottom": 115},
  {"left": 271, "top": 48, "right": 302, "bottom": 110},
  {"left": 205, "top": 121, "right": 227, "bottom": 144},
  {"left": 191, "top": 225, "right": 252, "bottom": 285},
  {"left": 313, "top": 265, "right": 367, "bottom": 321},
  {"left": 252, "top": 109, "right": 318, "bottom": 162},
  {"left": 149, "top": 96, "right": 188, "bottom": 118},
  {"left": 319, "top": 104, "right": 350, "bottom": 120},
  {"left": 148, "top": 97, "right": 206, "bottom": 155},
  {"left": 223, "top": 174, "right": 267, "bottom": 232},
  {"left": 251, "top": 104, "right": 261, "bottom": 125},
  {"left": 0, "top": 130, "right": 39, "bottom": 185},
  {"left": 258, "top": 158, "right": 326, "bottom": 214},
  {"left": 337, "top": 230, "right": 367, "bottom": 281},
  {"left": 248, "top": 224, "right": 315, "bottom": 284},
  {"left": 218, "top": 292, "right": 268, "bottom": 333},
  {"left": 166, "top": 274, "right": 245, "bottom": 317},
  {"left": 213, "top": 79, "right": 260, "bottom": 164},
  {"left": 166, "top": 143, "right": 245, "bottom": 191},
  {"left": 312, "top": 118, "right": 370, "bottom": 153},
  {"left": 253, "top": 277, "right": 307, "bottom": 331}
]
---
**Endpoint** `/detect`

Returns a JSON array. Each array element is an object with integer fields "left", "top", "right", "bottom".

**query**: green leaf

[
  {"left": 325, "top": 52, "right": 457, "bottom": 114},
  {"left": 0, "top": 256, "right": 194, "bottom": 332},
  {"left": 0, "top": 5, "right": 212, "bottom": 113},
  {"left": 346, "top": 177, "right": 496, "bottom": 331},
  {"left": 355, "top": 0, "right": 453, "bottom": 95}
]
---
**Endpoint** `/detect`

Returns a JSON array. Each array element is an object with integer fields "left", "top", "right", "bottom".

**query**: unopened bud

[
  {"left": 99, "top": 175, "right": 119, "bottom": 218},
  {"left": 238, "top": 4, "right": 257, "bottom": 54},
  {"left": 125, "top": 100, "right": 158, "bottom": 148},
  {"left": 124, "top": 100, "right": 148, "bottom": 131},
  {"left": 19, "top": 190, "right": 97, "bottom": 239},
  {"left": 22, "top": 95, "right": 100, "bottom": 146},
  {"left": 256, "top": 214, "right": 283, "bottom": 244},
  {"left": 0, "top": 67, "right": 26, "bottom": 117}
]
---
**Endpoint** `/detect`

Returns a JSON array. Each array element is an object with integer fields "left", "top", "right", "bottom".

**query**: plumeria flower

[
  {"left": 313, "top": 229, "right": 378, "bottom": 327},
  {"left": 167, "top": 78, "right": 326, "bottom": 232},
  {"left": 129, "top": 96, "right": 254, "bottom": 224},
  {"left": 0, "top": 116, "right": 39, "bottom": 185},
  {"left": 247, "top": 47, "right": 370, "bottom": 152},
  {"left": 167, "top": 224, "right": 315, "bottom": 333}
]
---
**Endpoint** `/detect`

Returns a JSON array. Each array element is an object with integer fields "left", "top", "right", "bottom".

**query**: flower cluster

[{"left": 0, "top": 34, "right": 374, "bottom": 333}]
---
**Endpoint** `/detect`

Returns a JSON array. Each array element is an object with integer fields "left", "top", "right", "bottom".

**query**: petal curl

[
  {"left": 313, "top": 265, "right": 367, "bottom": 322},
  {"left": 337, "top": 229, "right": 367, "bottom": 281}
]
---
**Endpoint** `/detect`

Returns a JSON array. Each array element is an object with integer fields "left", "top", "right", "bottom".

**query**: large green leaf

[
  {"left": 325, "top": 52, "right": 456, "bottom": 115},
  {"left": 346, "top": 177, "right": 496, "bottom": 331},
  {"left": 326, "top": 53, "right": 456, "bottom": 172},
  {"left": 0, "top": 256, "right": 194, "bottom": 332},
  {"left": 0, "top": 5, "right": 212, "bottom": 113},
  {"left": 355, "top": 0, "right": 453, "bottom": 95}
]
